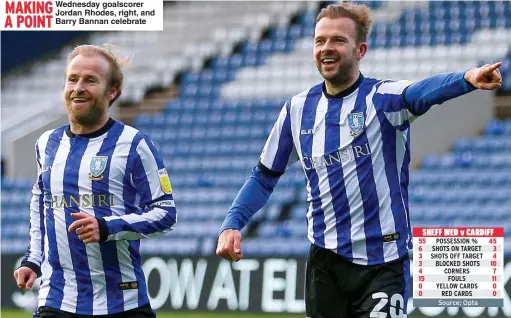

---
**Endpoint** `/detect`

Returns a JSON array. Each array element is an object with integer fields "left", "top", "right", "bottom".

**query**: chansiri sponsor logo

[
  {"left": 302, "top": 143, "right": 371, "bottom": 171},
  {"left": 45, "top": 193, "right": 115, "bottom": 208}
]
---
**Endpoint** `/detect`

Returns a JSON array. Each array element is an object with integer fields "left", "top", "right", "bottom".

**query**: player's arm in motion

[
  {"left": 389, "top": 62, "right": 502, "bottom": 124},
  {"left": 14, "top": 140, "right": 45, "bottom": 290},
  {"left": 217, "top": 100, "right": 296, "bottom": 261},
  {"left": 69, "top": 134, "right": 177, "bottom": 243}
]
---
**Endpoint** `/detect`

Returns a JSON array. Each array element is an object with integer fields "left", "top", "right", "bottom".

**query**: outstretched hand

[
  {"left": 68, "top": 212, "right": 100, "bottom": 244},
  {"left": 465, "top": 62, "right": 503, "bottom": 90}
]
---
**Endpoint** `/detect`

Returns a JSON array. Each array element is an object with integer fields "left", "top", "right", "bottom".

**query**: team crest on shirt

[
  {"left": 348, "top": 112, "right": 365, "bottom": 136},
  {"left": 89, "top": 156, "right": 108, "bottom": 181},
  {"left": 158, "top": 168, "right": 173, "bottom": 194}
]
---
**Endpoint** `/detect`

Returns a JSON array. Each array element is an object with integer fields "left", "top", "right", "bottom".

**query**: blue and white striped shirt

[
  {"left": 257, "top": 72, "right": 474, "bottom": 265},
  {"left": 22, "top": 118, "right": 177, "bottom": 315}
]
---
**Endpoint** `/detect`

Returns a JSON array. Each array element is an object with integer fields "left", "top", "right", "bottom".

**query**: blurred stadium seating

[{"left": 2, "top": 1, "right": 511, "bottom": 258}]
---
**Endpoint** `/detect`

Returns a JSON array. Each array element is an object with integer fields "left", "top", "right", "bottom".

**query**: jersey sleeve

[
  {"left": 373, "top": 80, "right": 418, "bottom": 128},
  {"left": 99, "top": 134, "right": 177, "bottom": 241},
  {"left": 375, "top": 70, "right": 477, "bottom": 128},
  {"left": 258, "top": 99, "right": 298, "bottom": 176},
  {"left": 402, "top": 70, "right": 476, "bottom": 116},
  {"left": 219, "top": 164, "right": 280, "bottom": 232},
  {"left": 20, "top": 139, "right": 45, "bottom": 277}
]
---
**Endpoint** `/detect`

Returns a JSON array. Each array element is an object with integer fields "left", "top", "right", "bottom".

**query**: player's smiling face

[
  {"left": 313, "top": 17, "right": 363, "bottom": 85},
  {"left": 64, "top": 54, "right": 116, "bottom": 126}
]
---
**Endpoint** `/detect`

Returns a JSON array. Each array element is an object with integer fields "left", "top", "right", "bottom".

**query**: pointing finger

[{"left": 485, "top": 62, "right": 502, "bottom": 73}]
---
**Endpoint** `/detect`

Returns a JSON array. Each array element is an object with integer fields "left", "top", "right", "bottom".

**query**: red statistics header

[{"left": 413, "top": 227, "right": 504, "bottom": 237}]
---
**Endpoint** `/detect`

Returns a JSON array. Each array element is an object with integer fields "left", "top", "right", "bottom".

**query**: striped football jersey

[
  {"left": 22, "top": 118, "right": 177, "bottom": 315},
  {"left": 259, "top": 74, "right": 415, "bottom": 266}
]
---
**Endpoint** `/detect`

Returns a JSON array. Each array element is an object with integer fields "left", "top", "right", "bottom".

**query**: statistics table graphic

[{"left": 413, "top": 227, "right": 504, "bottom": 307}]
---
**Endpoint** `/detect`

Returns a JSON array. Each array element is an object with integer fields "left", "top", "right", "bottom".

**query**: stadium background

[{"left": 2, "top": 1, "right": 511, "bottom": 317}]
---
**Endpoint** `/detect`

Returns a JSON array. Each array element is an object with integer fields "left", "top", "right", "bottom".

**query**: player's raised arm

[
  {"left": 14, "top": 139, "right": 45, "bottom": 289},
  {"left": 373, "top": 62, "right": 503, "bottom": 129},
  {"left": 216, "top": 99, "right": 297, "bottom": 261},
  {"left": 402, "top": 62, "right": 503, "bottom": 117},
  {"left": 96, "top": 134, "right": 177, "bottom": 242}
]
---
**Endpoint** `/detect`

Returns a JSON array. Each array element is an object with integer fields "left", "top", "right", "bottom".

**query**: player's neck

[
  {"left": 69, "top": 114, "right": 110, "bottom": 135},
  {"left": 325, "top": 70, "right": 360, "bottom": 96}
]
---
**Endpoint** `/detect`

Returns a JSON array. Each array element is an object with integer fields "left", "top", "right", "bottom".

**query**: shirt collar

[
  {"left": 65, "top": 118, "right": 115, "bottom": 138},
  {"left": 322, "top": 72, "right": 364, "bottom": 99}
]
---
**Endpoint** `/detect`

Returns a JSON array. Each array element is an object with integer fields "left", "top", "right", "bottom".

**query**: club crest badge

[
  {"left": 89, "top": 156, "right": 108, "bottom": 181},
  {"left": 348, "top": 112, "right": 365, "bottom": 136}
]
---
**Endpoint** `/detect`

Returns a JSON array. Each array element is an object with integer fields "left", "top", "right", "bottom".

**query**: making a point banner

[{"left": 1, "top": 0, "right": 163, "bottom": 31}]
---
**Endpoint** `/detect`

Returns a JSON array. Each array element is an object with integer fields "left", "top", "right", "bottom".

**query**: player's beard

[
  {"left": 66, "top": 96, "right": 107, "bottom": 127},
  {"left": 317, "top": 51, "right": 357, "bottom": 87}
]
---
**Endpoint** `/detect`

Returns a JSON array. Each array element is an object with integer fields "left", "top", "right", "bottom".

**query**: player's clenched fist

[
  {"left": 14, "top": 267, "right": 37, "bottom": 290},
  {"left": 216, "top": 229, "right": 244, "bottom": 262}
]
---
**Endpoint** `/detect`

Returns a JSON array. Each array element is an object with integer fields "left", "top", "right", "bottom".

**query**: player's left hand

[
  {"left": 68, "top": 212, "right": 100, "bottom": 244},
  {"left": 465, "top": 62, "right": 503, "bottom": 90}
]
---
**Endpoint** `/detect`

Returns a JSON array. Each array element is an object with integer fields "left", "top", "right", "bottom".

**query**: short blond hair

[
  {"left": 316, "top": 1, "right": 373, "bottom": 43},
  {"left": 67, "top": 44, "right": 130, "bottom": 106}
]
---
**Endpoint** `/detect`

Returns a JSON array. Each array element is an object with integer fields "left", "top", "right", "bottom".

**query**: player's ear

[
  {"left": 357, "top": 42, "right": 368, "bottom": 60},
  {"left": 108, "top": 86, "right": 119, "bottom": 102}
]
